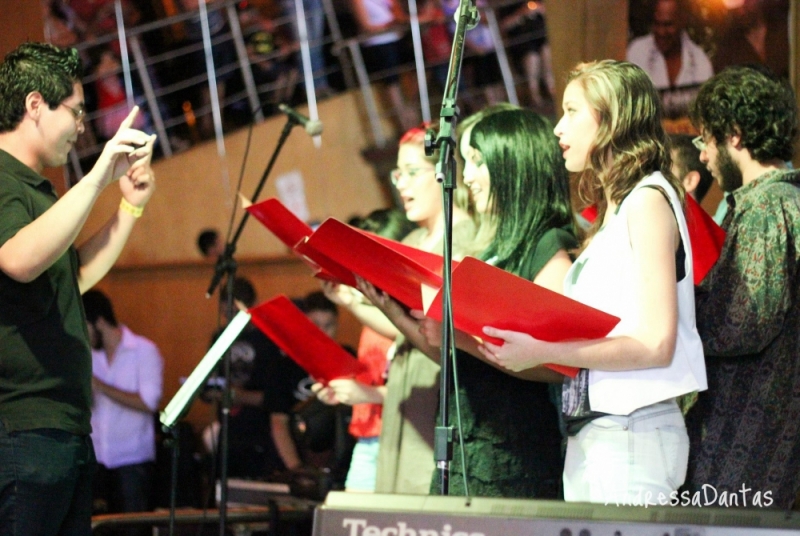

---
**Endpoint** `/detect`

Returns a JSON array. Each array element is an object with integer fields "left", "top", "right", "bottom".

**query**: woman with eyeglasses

[
  {"left": 316, "top": 124, "right": 476, "bottom": 494},
  {"left": 478, "top": 60, "right": 707, "bottom": 503}
]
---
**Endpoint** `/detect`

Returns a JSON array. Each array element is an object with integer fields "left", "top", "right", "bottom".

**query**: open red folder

[
  {"left": 245, "top": 198, "right": 340, "bottom": 281},
  {"left": 298, "top": 218, "right": 445, "bottom": 311},
  {"left": 684, "top": 195, "right": 726, "bottom": 284},
  {"left": 248, "top": 295, "right": 366, "bottom": 383},
  {"left": 247, "top": 198, "right": 450, "bottom": 287},
  {"left": 247, "top": 198, "right": 313, "bottom": 249},
  {"left": 422, "top": 257, "right": 620, "bottom": 378},
  {"left": 580, "top": 195, "right": 725, "bottom": 284}
]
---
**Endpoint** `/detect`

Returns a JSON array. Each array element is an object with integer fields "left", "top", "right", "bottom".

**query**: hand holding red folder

[
  {"left": 421, "top": 257, "right": 621, "bottom": 378},
  {"left": 248, "top": 295, "right": 366, "bottom": 383}
]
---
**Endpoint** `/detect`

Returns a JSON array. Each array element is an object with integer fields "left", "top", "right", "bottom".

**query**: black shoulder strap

[{"left": 641, "top": 185, "right": 686, "bottom": 283}]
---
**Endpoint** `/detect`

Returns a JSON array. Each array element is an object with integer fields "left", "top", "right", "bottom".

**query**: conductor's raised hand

[
  {"left": 90, "top": 106, "right": 154, "bottom": 188},
  {"left": 119, "top": 132, "right": 157, "bottom": 208}
]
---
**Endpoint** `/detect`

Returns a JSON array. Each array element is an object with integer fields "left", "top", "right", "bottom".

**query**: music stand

[{"left": 159, "top": 310, "right": 252, "bottom": 536}]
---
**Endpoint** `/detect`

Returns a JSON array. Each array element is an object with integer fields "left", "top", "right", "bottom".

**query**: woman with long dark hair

[{"left": 420, "top": 108, "right": 576, "bottom": 497}]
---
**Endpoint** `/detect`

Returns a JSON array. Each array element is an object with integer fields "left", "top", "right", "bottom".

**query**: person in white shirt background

[
  {"left": 626, "top": 0, "right": 713, "bottom": 91},
  {"left": 83, "top": 289, "right": 163, "bottom": 531}
]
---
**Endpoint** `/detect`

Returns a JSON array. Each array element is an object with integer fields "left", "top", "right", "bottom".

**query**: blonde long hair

[{"left": 567, "top": 60, "right": 683, "bottom": 236}]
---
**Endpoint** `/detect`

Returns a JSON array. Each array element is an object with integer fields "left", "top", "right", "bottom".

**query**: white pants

[{"left": 563, "top": 399, "right": 688, "bottom": 505}]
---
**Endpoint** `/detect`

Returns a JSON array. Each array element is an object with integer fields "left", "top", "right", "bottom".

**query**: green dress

[{"left": 441, "top": 227, "right": 576, "bottom": 498}]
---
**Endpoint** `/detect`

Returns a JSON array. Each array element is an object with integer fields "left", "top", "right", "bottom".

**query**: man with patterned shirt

[{"left": 686, "top": 66, "right": 800, "bottom": 509}]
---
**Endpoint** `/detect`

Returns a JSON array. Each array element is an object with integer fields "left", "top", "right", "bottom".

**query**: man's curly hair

[
  {"left": 0, "top": 42, "right": 82, "bottom": 133},
  {"left": 690, "top": 66, "right": 797, "bottom": 163}
]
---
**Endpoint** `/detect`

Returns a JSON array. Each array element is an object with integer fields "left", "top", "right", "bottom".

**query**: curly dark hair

[
  {"left": 690, "top": 66, "right": 797, "bottom": 163},
  {"left": 0, "top": 42, "right": 83, "bottom": 133}
]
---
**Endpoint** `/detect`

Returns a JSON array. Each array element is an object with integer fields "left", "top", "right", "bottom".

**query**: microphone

[{"left": 278, "top": 103, "right": 323, "bottom": 136}]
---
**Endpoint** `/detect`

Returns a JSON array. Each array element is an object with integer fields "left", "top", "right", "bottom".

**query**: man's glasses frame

[
  {"left": 60, "top": 103, "right": 86, "bottom": 124},
  {"left": 692, "top": 135, "right": 707, "bottom": 152}
]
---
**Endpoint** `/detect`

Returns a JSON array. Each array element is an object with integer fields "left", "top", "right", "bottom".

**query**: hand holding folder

[
  {"left": 248, "top": 295, "right": 366, "bottom": 383},
  {"left": 421, "top": 257, "right": 621, "bottom": 378},
  {"left": 247, "top": 199, "right": 620, "bottom": 378}
]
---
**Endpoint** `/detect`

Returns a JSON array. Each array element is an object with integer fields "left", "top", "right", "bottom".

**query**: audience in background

[
  {"left": 203, "top": 277, "right": 304, "bottom": 480},
  {"left": 351, "top": 0, "right": 419, "bottom": 131},
  {"left": 670, "top": 133, "right": 714, "bottom": 202},
  {"left": 197, "top": 228, "right": 226, "bottom": 259}
]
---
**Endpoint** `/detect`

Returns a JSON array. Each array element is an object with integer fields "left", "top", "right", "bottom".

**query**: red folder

[
  {"left": 247, "top": 198, "right": 313, "bottom": 249},
  {"left": 580, "top": 197, "right": 725, "bottom": 285},
  {"left": 685, "top": 195, "right": 726, "bottom": 284},
  {"left": 580, "top": 205, "right": 598, "bottom": 224},
  {"left": 361, "top": 230, "right": 458, "bottom": 275},
  {"left": 248, "top": 295, "right": 366, "bottom": 383},
  {"left": 299, "top": 218, "right": 444, "bottom": 311},
  {"left": 294, "top": 236, "right": 358, "bottom": 287},
  {"left": 423, "top": 257, "right": 622, "bottom": 378},
  {"left": 247, "top": 198, "right": 450, "bottom": 287}
]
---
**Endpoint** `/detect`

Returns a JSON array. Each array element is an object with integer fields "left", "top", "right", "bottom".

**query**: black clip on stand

[
  {"left": 425, "top": 0, "right": 480, "bottom": 497},
  {"left": 204, "top": 113, "right": 305, "bottom": 536}
]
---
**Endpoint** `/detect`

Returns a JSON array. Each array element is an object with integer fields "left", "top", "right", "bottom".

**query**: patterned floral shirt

[{"left": 687, "top": 168, "right": 800, "bottom": 509}]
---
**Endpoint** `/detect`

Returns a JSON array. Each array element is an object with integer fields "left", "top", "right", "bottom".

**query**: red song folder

[
  {"left": 422, "top": 257, "right": 622, "bottom": 378},
  {"left": 361, "top": 230, "right": 458, "bottom": 275},
  {"left": 684, "top": 194, "right": 726, "bottom": 284},
  {"left": 246, "top": 198, "right": 450, "bottom": 287},
  {"left": 247, "top": 198, "right": 313, "bottom": 249},
  {"left": 580, "top": 196, "right": 725, "bottom": 285},
  {"left": 249, "top": 295, "right": 366, "bottom": 383},
  {"left": 299, "top": 218, "right": 445, "bottom": 311}
]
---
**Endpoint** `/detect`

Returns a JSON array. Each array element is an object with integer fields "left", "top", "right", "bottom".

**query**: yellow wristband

[{"left": 119, "top": 198, "right": 144, "bottom": 218}]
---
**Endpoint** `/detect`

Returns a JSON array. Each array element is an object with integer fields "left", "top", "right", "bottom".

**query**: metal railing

[{"left": 63, "top": 0, "right": 549, "bottom": 180}]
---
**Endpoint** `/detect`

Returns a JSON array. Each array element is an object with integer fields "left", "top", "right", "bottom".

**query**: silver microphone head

[{"left": 305, "top": 120, "right": 323, "bottom": 136}]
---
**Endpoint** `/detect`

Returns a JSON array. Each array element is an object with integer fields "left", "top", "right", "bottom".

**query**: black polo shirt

[{"left": 0, "top": 149, "right": 92, "bottom": 434}]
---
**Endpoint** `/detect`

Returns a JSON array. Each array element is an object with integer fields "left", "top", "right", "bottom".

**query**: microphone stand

[
  {"left": 205, "top": 116, "right": 304, "bottom": 535},
  {"left": 426, "top": 0, "right": 479, "bottom": 496}
]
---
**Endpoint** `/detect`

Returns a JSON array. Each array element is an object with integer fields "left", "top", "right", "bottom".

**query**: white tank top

[{"left": 563, "top": 172, "right": 708, "bottom": 415}]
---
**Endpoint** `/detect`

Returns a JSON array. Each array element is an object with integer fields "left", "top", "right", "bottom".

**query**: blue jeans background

[{"left": 0, "top": 423, "right": 95, "bottom": 536}]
